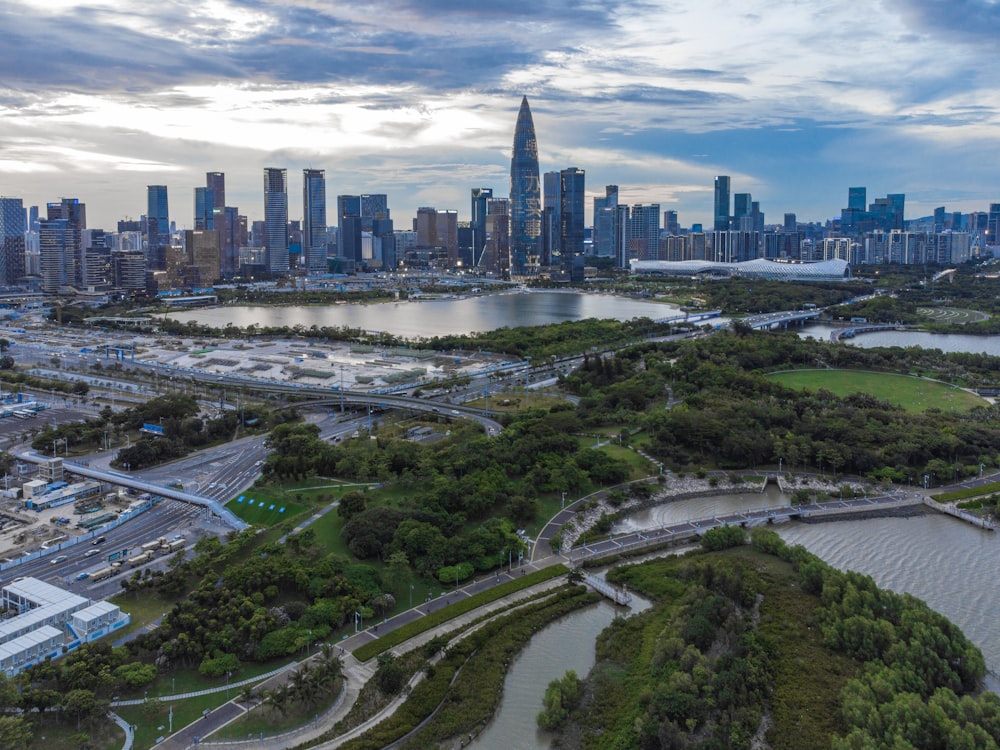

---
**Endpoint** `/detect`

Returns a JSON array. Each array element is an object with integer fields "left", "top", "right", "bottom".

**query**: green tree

[{"left": 0, "top": 716, "right": 32, "bottom": 750}]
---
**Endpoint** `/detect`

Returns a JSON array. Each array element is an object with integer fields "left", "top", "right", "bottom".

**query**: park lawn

[
  {"left": 117, "top": 689, "right": 235, "bottom": 750},
  {"left": 465, "top": 393, "right": 566, "bottom": 412},
  {"left": 227, "top": 495, "right": 307, "bottom": 525},
  {"left": 768, "top": 369, "right": 985, "bottom": 413},
  {"left": 300, "top": 509, "right": 353, "bottom": 558}
]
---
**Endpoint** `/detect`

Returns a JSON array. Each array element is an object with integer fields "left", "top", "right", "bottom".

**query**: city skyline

[{"left": 2, "top": 1, "right": 1000, "bottom": 230}]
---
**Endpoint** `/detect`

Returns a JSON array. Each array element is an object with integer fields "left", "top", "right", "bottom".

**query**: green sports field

[{"left": 768, "top": 370, "right": 986, "bottom": 413}]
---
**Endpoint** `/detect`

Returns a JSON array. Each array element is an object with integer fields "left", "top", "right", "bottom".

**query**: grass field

[
  {"left": 227, "top": 495, "right": 307, "bottom": 525},
  {"left": 918, "top": 306, "right": 990, "bottom": 324},
  {"left": 768, "top": 369, "right": 986, "bottom": 413}
]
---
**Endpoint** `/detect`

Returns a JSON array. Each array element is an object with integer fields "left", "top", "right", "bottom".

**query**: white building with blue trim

[{"left": 0, "top": 577, "right": 129, "bottom": 676}]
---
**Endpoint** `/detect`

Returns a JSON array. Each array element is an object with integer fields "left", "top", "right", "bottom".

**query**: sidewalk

[{"left": 152, "top": 571, "right": 569, "bottom": 750}]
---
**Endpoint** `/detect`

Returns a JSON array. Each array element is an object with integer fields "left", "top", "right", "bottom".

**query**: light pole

[
  {"left": 561, "top": 491, "right": 566, "bottom": 510},
  {"left": 409, "top": 584, "right": 414, "bottom": 609},
  {"left": 354, "top": 610, "right": 362, "bottom": 633}
]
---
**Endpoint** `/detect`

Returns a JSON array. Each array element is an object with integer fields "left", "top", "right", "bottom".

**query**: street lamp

[{"left": 409, "top": 584, "right": 414, "bottom": 609}]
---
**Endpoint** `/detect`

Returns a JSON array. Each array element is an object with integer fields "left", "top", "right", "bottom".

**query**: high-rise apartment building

[
  {"left": 629, "top": 204, "right": 661, "bottom": 261},
  {"left": 713, "top": 176, "right": 731, "bottom": 231},
  {"left": 146, "top": 186, "right": 169, "bottom": 271},
  {"left": 47, "top": 198, "right": 86, "bottom": 287},
  {"left": 39, "top": 219, "right": 72, "bottom": 293},
  {"left": 263, "top": 168, "right": 289, "bottom": 274},
  {"left": 302, "top": 169, "right": 327, "bottom": 274},
  {"left": 509, "top": 96, "right": 541, "bottom": 275},
  {"left": 0, "top": 198, "right": 26, "bottom": 285}
]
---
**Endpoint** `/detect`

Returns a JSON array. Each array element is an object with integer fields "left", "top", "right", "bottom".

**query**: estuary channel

[{"left": 472, "top": 487, "right": 1000, "bottom": 748}]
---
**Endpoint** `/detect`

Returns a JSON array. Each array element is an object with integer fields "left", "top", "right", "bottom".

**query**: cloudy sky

[{"left": 2, "top": 0, "right": 999, "bottom": 231}]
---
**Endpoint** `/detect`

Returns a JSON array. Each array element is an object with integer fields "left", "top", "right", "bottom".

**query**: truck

[
  {"left": 167, "top": 539, "right": 186, "bottom": 553},
  {"left": 140, "top": 537, "right": 167, "bottom": 554},
  {"left": 92, "top": 566, "right": 117, "bottom": 582},
  {"left": 128, "top": 551, "right": 153, "bottom": 568}
]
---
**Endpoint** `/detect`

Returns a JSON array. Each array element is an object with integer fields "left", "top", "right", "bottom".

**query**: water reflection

[{"left": 166, "top": 292, "right": 679, "bottom": 338}]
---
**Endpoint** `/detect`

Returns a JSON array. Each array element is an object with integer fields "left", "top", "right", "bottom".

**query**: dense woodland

[
  {"left": 265, "top": 412, "right": 631, "bottom": 580},
  {"left": 562, "top": 330, "right": 1000, "bottom": 479},
  {"left": 556, "top": 530, "right": 999, "bottom": 749}
]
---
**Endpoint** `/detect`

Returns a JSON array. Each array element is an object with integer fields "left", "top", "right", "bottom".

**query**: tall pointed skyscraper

[{"left": 509, "top": 96, "right": 541, "bottom": 277}]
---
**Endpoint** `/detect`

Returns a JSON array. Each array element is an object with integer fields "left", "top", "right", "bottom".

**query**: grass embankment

[
  {"left": 327, "top": 586, "right": 598, "bottom": 750},
  {"left": 933, "top": 481, "right": 1000, "bottom": 503},
  {"left": 768, "top": 369, "right": 985, "bottom": 413},
  {"left": 352, "top": 564, "right": 567, "bottom": 662}
]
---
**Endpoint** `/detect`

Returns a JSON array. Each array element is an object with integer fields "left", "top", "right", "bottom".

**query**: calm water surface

[
  {"left": 470, "top": 494, "right": 1000, "bottom": 748},
  {"left": 801, "top": 323, "right": 1000, "bottom": 355},
  {"left": 166, "top": 292, "right": 679, "bottom": 338}
]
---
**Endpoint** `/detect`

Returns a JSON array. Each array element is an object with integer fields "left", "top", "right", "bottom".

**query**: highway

[{"left": 2, "top": 498, "right": 202, "bottom": 595}]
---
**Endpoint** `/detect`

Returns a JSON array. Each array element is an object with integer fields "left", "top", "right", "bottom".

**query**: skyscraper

[
  {"left": 509, "top": 96, "right": 541, "bottom": 276},
  {"left": 629, "top": 204, "right": 661, "bottom": 261},
  {"left": 146, "top": 186, "right": 169, "bottom": 271},
  {"left": 713, "top": 176, "right": 730, "bottom": 231},
  {"left": 360, "top": 194, "right": 389, "bottom": 232},
  {"left": 47, "top": 198, "right": 86, "bottom": 286},
  {"left": 848, "top": 186, "right": 867, "bottom": 212},
  {"left": 302, "top": 169, "right": 327, "bottom": 274},
  {"left": 594, "top": 185, "right": 620, "bottom": 261},
  {"left": 194, "top": 187, "right": 214, "bottom": 230},
  {"left": 560, "top": 167, "right": 586, "bottom": 278},
  {"left": 542, "top": 171, "right": 561, "bottom": 266},
  {"left": 470, "top": 188, "right": 493, "bottom": 268},
  {"left": 0, "top": 198, "right": 26, "bottom": 285},
  {"left": 263, "top": 168, "right": 289, "bottom": 274},
  {"left": 206, "top": 172, "right": 226, "bottom": 212},
  {"left": 733, "top": 193, "right": 752, "bottom": 230}
]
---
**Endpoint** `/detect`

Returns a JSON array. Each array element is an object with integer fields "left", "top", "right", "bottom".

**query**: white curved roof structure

[{"left": 630, "top": 258, "right": 851, "bottom": 281}]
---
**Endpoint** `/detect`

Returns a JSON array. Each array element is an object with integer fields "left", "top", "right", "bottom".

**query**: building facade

[
  {"left": 509, "top": 96, "right": 541, "bottom": 276},
  {"left": 263, "top": 168, "right": 289, "bottom": 274},
  {"left": 302, "top": 169, "right": 327, "bottom": 274}
]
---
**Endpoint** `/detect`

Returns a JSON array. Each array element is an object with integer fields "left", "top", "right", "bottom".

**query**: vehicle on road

[
  {"left": 76, "top": 572, "right": 89, "bottom": 580},
  {"left": 50, "top": 555, "right": 67, "bottom": 564},
  {"left": 92, "top": 536, "right": 105, "bottom": 545},
  {"left": 84, "top": 548, "right": 100, "bottom": 557}
]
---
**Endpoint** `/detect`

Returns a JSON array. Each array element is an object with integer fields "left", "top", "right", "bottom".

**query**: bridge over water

[
  {"left": 563, "top": 494, "right": 938, "bottom": 564},
  {"left": 581, "top": 573, "right": 632, "bottom": 606},
  {"left": 742, "top": 309, "right": 821, "bottom": 330}
]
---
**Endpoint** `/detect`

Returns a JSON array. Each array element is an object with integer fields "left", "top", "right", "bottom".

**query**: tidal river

[{"left": 471, "top": 494, "right": 1000, "bottom": 749}]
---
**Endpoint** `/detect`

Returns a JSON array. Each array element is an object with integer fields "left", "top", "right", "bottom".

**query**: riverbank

[{"left": 560, "top": 473, "right": 871, "bottom": 552}]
